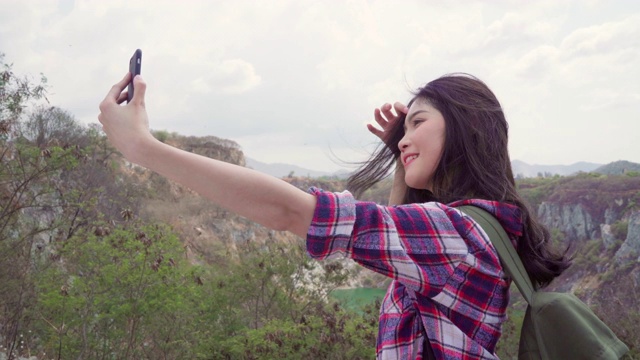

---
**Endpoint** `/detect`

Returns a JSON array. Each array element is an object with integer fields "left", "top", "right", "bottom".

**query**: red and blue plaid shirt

[{"left": 306, "top": 188, "right": 523, "bottom": 360}]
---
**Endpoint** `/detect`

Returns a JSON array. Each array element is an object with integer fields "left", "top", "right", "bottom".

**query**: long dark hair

[{"left": 348, "top": 73, "right": 570, "bottom": 287}]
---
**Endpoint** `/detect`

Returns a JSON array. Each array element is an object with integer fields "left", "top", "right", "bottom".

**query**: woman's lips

[{"left": 403, "top": 153, "right": 418, "bottom": 166}]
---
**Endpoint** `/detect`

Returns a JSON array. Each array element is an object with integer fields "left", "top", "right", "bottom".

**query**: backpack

[{"left": 459, "top": 205, "right": 630, "bottom": 360}]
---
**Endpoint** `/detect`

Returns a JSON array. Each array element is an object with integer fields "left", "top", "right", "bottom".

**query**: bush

[
  {"left": 611, "top": 220, "right": 629, "bottom": 240},
  {"left": 153, "top": 129, "right": 170, "bottom": 143},
  {"left": 33, "top": 222, "right": 204, "bottom": 359}
]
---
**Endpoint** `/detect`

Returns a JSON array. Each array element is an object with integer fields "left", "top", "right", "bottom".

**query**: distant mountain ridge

[
  {"left": 245, "top": 157, "right": 350, "bottom": 179},
  {"left": 594, "top": 160, "right": 640, "bottom": 175},
  {"left": 511, "top": 160, "right": 603, "bottom": 178},
  {"left": 247, "top": 157, "right": 631, "bottom": 179}
]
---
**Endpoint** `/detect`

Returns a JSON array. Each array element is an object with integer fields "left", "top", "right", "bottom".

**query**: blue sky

[{"left": 2, "top": 0, "right": 639, "bottom": 172}]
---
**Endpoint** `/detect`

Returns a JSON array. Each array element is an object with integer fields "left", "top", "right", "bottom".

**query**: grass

[{"left": 330, "top": 287, "right": 386, "bottom": 312}]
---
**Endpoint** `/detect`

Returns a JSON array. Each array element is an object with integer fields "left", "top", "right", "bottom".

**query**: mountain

[
  {"left": 511, "top": 160, "right": 602, "bottom": 178},
  {"left": 246, "top": 158, "right": 607, "bottom": 179},
  {"left": 245, "top": 157, "right": 351, "bottom": 179},
  {"left": 593, "top": 160, "right": 640, "bottom": 175}
]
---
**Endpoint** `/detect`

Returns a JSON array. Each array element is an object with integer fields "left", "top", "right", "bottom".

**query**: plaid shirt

[{"left": 306, "top": 188, "right": 523, "bottom": 360}]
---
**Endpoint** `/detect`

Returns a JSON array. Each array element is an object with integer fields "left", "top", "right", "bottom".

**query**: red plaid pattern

[{"left": 306, "top": 188, "right": 523, "bottom": 360}]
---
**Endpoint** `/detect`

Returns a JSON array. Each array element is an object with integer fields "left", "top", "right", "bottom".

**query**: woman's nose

[{"left": 398, "top": 134, "right": 409, "bottom": 151}]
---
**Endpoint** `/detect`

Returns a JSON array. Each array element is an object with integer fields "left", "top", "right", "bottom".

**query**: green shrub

[
  {"left": 611, "top": 220, "right": 629, "bottom": 240},
  {"left": 153, "top": 129, "right": 170, "bottom": 143}
]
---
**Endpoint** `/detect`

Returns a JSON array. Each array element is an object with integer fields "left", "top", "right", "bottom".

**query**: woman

[{"left": 98, "top": 73, "right": 570, "bottom": 359}]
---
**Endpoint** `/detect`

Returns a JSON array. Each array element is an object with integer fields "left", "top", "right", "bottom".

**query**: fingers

[
  {"left": 367, "top": 123, "right": 384, "bottom": 138},
  {"left": 106, "top": 73, "right": 131, "bottom": 102},
  {"left": 393, "top": 102, "right": 409, "bottom": 115},
  {"left": 380, "top": 103, "right": 396, "bottom": 124},
  {"left": 377, "top": 102, "right": 407, "bottom": 128},
  {"left": 369, "top": 101, "right": 407, "bottom": 142},
  {"left": 374, "top": 108, "right": 388, "bottom": 128},
  {"left": 116, "top": 91, "right": 128, "bottom": 105},
  {"left": 131, "top": 75, "right": 146, "bottom": 106},
  {"left": 99, "top": 73, "right": 131, "bottom": 113}
]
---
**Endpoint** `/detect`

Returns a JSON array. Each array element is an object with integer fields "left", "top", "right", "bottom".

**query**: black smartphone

[{"left": 127, "top": 49, "right": 142, "bottom": 103}]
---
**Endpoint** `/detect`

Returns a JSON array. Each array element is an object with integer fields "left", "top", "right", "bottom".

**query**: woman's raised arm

[
  {"left": 98, "top": 74, "right": 316, "bottom": 238},
  {"left": 368, "top": 102, "right": 408, "bottom": 206}
]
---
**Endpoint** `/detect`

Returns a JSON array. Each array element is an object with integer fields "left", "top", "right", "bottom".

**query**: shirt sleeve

[{"left": 306, "top": 187, "right": 470, "bottom": 297}]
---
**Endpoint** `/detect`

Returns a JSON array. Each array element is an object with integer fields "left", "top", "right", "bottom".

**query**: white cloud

[
  {"left": 560, "top": 14, "right": 640, "bottom": 58},
  {"left": 513, "top": 45, "right": 559, "bottom": 79},
  {"left": 188, "top": 59, "right": 261, "bottom": 95}
]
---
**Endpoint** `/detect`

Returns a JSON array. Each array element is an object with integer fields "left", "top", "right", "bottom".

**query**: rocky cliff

[
  {"left": 614, "top": 210, "right": 640, "bottom": 262},
  {"left": 537, "top": 202, "right": 596, "bottom": 242},
  {"left": 166, "top": 134, "right": 245, "bottom": 167},
  {"left": 536, "top": 188, "right": 639, "bottom": 265}
]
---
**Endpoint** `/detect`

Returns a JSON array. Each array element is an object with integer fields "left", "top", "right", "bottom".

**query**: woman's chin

[{"left": 404, "top": 180, "right": 429, "bottom": 191}]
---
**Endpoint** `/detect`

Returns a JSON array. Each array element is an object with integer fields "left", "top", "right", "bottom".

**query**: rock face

[
  {"left": 615, "top": 211, "right": 640, "bottom": 262},
  {"left": 169, "top": 135, "right": 245, "bottom": 167},
  {"left": 537, "top": 202, "right": 596, "bottom": 242},
  {"left": 600, "top": 223, "right": 617, "bottom": 249},
  {"left": 537, "top": 198, "right": 640, "bottom": 264}
]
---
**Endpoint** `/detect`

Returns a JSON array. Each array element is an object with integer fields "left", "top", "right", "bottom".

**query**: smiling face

[{"left": 398, "top": 98, "right": 446, "bottom": 191}]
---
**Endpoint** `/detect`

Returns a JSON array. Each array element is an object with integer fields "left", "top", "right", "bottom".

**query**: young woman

[{"left": 98, "top": 73, "right": 570, "bottom": 359}]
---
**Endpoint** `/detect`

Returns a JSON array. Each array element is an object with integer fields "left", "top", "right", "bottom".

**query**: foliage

[
  {"left": 611, "top": 220, "right": 629, "bottom": 240},
  {"left": 1, "top": 54, "right": 59, "bottom": 356},
  {"left": 152, "top": 129, "right": 170, "bottom": 143},
  {"left": 211, "top": 302, "right": 378, "bottom": 360},
  {"left": 573, "top": 239, "right": 604, "bottom": 267},
  {"left": 24, "top": 222, "right": 375, "bottom": 359},
  {"left": 0, "top": 54, "right": 148, "bottom": 358},
  {"left": 589, "top": 265, "right": 640, "bottom": 358},
  {"left": 515, "top": 176, "right": 560, "bottom": 209},
  {"left": 33, "top": 222, "right": 203, "bottom": 359},
  {"left": 0, "top": 53, "right": 48, "bottom": 130},
  {"left": 517, "top": 173, "right": 640, "bottom": 223},
  {"left": 594, "top": 161, "right": 640, "bottom": 176},
  {"left": 331, "top": 287, "right": 386, "bottom": 313}
]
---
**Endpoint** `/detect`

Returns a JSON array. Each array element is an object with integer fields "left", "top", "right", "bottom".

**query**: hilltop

[{"left": 594, "top": 160, "right": 640, "bottom": 175}]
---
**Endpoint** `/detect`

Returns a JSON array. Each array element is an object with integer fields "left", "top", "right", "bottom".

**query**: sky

[{"left": 1, "top": 0, "right": 639, "bottom": 173}]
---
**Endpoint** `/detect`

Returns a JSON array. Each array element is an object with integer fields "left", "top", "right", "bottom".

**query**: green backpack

[{"left": 459, "top": 206, "right": 630, "bottom": 360}]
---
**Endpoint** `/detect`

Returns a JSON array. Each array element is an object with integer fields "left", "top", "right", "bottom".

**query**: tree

[
  {"left": 0, "top": 53, "right": 48, "bottom": 139},
  {"left": 34, "top": 222, "right": 203, "bottom": 359},
  {"left": 20, "top": 105, "right": 89, "bottom": 148},
  {"left": 0, "top": 54, "right": 143, "bottom": 358},
  {"left": 0, "top": 54, "right": 56, "bottom": 356}
]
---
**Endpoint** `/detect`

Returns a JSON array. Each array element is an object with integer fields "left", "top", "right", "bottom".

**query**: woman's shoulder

[
  {"left": 388, "top": 199, "right": 523, "bottom": 241},
  {"left": 445, "top": 199, "right": 523, "bottom": 239}
]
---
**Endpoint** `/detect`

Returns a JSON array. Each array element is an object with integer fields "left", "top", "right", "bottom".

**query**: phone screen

[{"left": 127, "top": 49, "right": 142, "bottom": 103}]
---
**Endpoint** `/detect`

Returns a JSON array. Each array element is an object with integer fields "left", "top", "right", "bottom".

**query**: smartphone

[{"left": 127, "top": 49, "right": 142, "bottom": 103}]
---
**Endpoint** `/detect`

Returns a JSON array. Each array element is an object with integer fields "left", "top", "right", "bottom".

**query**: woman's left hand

[
  {"left": 367, "top": 102, "right": 409, "bottom": 205},
  {"left": 367, "top": 102, "right": 408, "bottom": 146}
]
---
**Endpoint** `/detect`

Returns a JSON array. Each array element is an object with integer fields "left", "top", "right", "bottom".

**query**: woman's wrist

[
  {"left": 389, "top": 159, "right": 407, "bottom": 205},
  {"left": 129, "top": 133, "right": 164, "bottom": 168}
]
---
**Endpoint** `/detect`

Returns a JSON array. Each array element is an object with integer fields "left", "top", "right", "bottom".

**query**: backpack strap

[{"left": 457, "top": 206, "right": 536, "bottom": 305}]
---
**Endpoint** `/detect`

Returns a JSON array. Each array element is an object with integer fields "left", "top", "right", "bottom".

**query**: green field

[{"left": 330, "top": 287, "right": 386, "bottom": 312}]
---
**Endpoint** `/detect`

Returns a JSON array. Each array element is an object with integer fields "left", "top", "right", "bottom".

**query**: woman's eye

[{"left": 412, "top": 119, "right": 425, "bottom": 126}]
